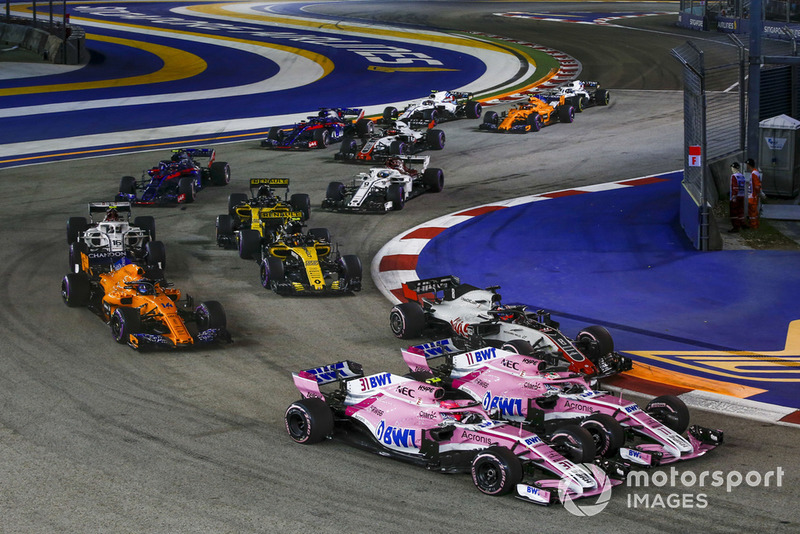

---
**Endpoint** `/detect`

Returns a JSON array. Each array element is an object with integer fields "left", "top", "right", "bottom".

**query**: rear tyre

[
  {"left": 61, "top": 272, "right": 90, "bottom": 307},
  {"left": 550, "top": 424, "right": 595, "bottom": 463},
  {"left": 465, "top": 101, "right": 482, "bottom": 119},
  {"left": 646, "top": 395, "right": 690, "bottom": 434},
  {"left": 382, "top": 106, "right": 398, "bottom": 122},
  {"left": 290, "top": 193, "right": 312, "bottom": 221},
  {"left": 471, "top": 446, "right": 523, "bottom": 496},
  {"left": 389, "top": 140, "right": 406, "bottom": 156},
  {"left": 596, "top": 89, "right": 610, "bottom": 105},
  {"left": 216, "top": 214, "right": 236, "bottom": 247},
  {"left": 68, "top": 241, "right": 89, "bottom": 273},
  {"left": 355, "top": 118, "right": 374, "bottom": 137},
  {"left": 422, "top": 168, "right": 444, "bottom": 192},
  {"left": 501, "top": 339, "right": 535, "bottom": 356},
  {"left": 227, "top": 193, "right": 248, "bottom": 217},
  {"left": 313, "top": 128, "right": 331, "bottom": 148},
  {"left": 238, "top": 229, "right": 262, "bottom": 260},
  {"left": 580, "top": 413, "right": 626, "bottom": 458},
  {"left": 133, "top": 216, "right": 156, "bottom": 240},
  {"left": 118, "top": 175, "right": 137, "bottom": 195},
  {"left": 387, "top": 183, "right": 404, "bottom": 210},
  {"left": 145, "top": 240, "right": 166, "bottom": 271},
  {"left": 338, "top": 136, "right": 358, "bottom": 157},
  {"left": 195, "top": 300, "right": 226, "bottom": 330},
  {"left": 110, "top": 307, "right": 141, "bottom": 345},
  {"left": 427, "top": 129, "right": 446, "bottom": 150},
  {"left": 285, "top": 398, "right": 334, "bottom": 444},
  {"left": 210, "top": 161, "right": 231, "bottom": 186},
  {"left": 389, "top": 301, "right": 425, "bottom": 339},
  {"left": 67, "top": 217, "right": 88, "bottom": 244},
  {"left": 178, "top": 177, "right": 196, "bottom": 203}
]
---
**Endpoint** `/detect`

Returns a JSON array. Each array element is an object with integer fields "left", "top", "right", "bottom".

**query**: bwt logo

[
  {"left": 466, "top": 347, "right": 497, "bottom": 365},
  {"left": 482, "top": 392, "right": 523, "bottom": 417},
  {"left": 376, "top": 421, "right": 416, "bottom": 448}
]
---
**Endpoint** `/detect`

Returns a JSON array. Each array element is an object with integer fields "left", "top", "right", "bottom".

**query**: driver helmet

[
  {"left": 285, "top": 221, "right": 303, "bottom": 235},
  {"left": 494, "top": 305, "right": 515, "bottom": 322},
  {"left": 257, "top": 185, "right": 273, "bottom": 198},
  {"left": 138, "top": 283, "right": 149, "bottom": 294},
  {"left": 105, "top": 208, "right": 120, "bottom": 221},
  {"left": 439, "top": 399, "right": 463, "bottom": 421}
]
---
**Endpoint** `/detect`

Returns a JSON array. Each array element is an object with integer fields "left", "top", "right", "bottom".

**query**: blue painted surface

[{"left": 415, "top": 172, "right": 800, "bottom": 408}]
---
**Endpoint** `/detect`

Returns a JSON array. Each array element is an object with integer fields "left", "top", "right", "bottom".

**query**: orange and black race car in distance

[
  {"left": 61, "top": 261, "right": 231, "bottom": 350},
  {"left": 479, "top": 94, "right": 575, "bottom": 133}
]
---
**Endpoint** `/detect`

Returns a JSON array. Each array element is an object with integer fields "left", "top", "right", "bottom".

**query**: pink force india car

[
  {"left": 401, "top": 341, "right": 723, "bottom": 467},
  {"left": 285, "top": 360, "right": 623, "bottom": 505}
]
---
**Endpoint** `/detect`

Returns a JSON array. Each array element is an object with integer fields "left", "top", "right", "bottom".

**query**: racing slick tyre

[
  {"left": 308, "top": 228, "right": 331, "bottom": 243},
  {"left": 558, "top": 105, "right": 575, "bottom": 123},
  {"left": 527, "top": 114, "right": 542, "bottom": 132},
  {"left": 389, "top": 301, "right": 425, "bottom": 339},
  {"left": 68, "top": 241, "right": 89, "bottom": 273},
  {"left": 596, "top": 89, "right": 610, "bottom": 106},
  {"left": 382, "top": 106, "right": 398, "bottom": 122},
  {"left": 337, "top": 136, "right": 358, "bottom": 158},
  {"left": 110, "top": 307, "right": 141, "bottom": 345},
  {"left": 471, "top": 446, "right": 523, "bottom": 496},
  {"left": 355, "top": 118, "right": 374, "bottom": 137},
  {"left": 195, "top": 300, "right": 227, "bottom": 330},
  {"left": 290, "top": 193, "right": 312, "bottom": 221},
  {"left": 580, "top": 413, "right": 626, "bottom": 458},
  {"left": 571, "top": 96, "right": 585, "bottom": 112},
  {"left": 325, "top": 182, "right": 346, "bottom": 202},
  {"left": 227, "top": 193, "right": 248, "bottom": 217},
  {"left": 260, "top": 256, "right": 285, "bottom": 291},
  {"left": 423, "top": 109, "right": 439, "bottom": 125},
  {"left": 501, "top": 339, "right": 536, "bottom": 356},
  {"left": 61, "top": 272, "right": 90, "bottom": 307},
  {"left": 238, "top": 229, "right": 261, "bottom": 260},
  {"left": 67, "top": 217, "right": 88, "bottom": 245},
  {"left": 482, "top": 110, "right": 498, "bottom": 126},
  {"left": 118, "top": 175, "right": 137, "bottom": 196},
  {"left": 427, "top": 129, "right": 446, "bottom": 150},
  {"left": 216, "top": 214, "right": 236, "bottom": 247},
  {"left": 178, "top": 177, "right": 196, "bottom": 204},
  {"left": 133, "top": 215, "right": 156, "bottom": 241},
  {"left": 340, "top": 255, "right": 362, "bottom": 291},
  {"left": 550, "top": 424, "right": 596, "bottom": 463},
  {"left": 422, "top": 168, "right": 444, "bottom": 193},
  {"left": 389, "top": 140, "right": 406, "bottom": 156},
  {"left": 313, "top": 128, "right": 331, "bottom": 149},
  {"left": 465, "top": 100, "right": 482, "bottom": 119},
  {"left": 145, "top": 240, "right": 166, "bottom": 272},
  {"left": 576, "top": 325, "right": 614, "bottom": 363},
  {"left": 387, "top": 183, "right": 404, "bottom": 210},
  {"left": 285, "top": 397, "right": 334, "bottom": 445},
  {"left": 646, "top": 395, "right": 690, "bottom": 434},
  {"left": 268, "top": 126, "right": 281, "bottom": 141},
  {"left": 210, "top": 161, "right": 231, "bottom": 186}
]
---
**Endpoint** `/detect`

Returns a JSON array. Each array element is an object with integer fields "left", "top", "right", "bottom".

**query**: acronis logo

[
  {"left": 482, "top": 392, "right": 522, "bottom": 417},
  {"left": 376, "top": 420, "right": 416, "bottom": 448}
]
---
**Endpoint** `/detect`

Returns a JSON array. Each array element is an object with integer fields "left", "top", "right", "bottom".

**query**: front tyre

[
  {"left": 195, "top": 300, "right": 227, "bottom": 330},
  {"left": 389, "top": 301, "right": 425, "bottom": 339},
  {"left": 110, "top": 307, "right": 141, "bottom": 345},
  {"left": 550, "top": 424, "right": 595, "bottom": 463},
  {"left": 284, "top": 398, "right": 334, "bottom": 444},
  {"left": 646, "top": 395, "right": 690, "bottom": 434},
  {"left": 471, "top": 446, "right": 523, "bottom": 496},
  {"left": 576, "top": 325, "right": 614, "bottom": 363},
  {"left": 178, "top": 177, "right": 196, "bottom": 203},
  {"left": 260, "top": 256, "right": 285, "bottom": 291},
  {"left": 580, "top": 413, "right": 625, "bottom": 458},
  {"left": 210, "top": 161, "right": 231, "bottom": 186}
]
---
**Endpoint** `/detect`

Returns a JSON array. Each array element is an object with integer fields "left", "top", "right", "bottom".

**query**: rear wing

[
  {"left": 402, "top": 275, "right": 461, "bottom": 303},
  {"left": 292, "top": 360, "right": 364, "bottom": 400},
  {"left": 88, "top": 201, "right": 132, "bottom": 215},
  {"left": 401, "top": 339, "right": 460, "bottom": 375},
  {"left": 249, "top": 178, "right": 291, "bottom": 199},
  {"left": 175, "top": 147, "right": 214, "bottom": 160},
  {"left": 396, "top": 154, "right": 430, "bottom": 170}
]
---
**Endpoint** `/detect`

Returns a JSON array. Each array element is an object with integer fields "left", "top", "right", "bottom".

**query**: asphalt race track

[{"left": 1, "top": 2, "right": 799, "bottom": 532}]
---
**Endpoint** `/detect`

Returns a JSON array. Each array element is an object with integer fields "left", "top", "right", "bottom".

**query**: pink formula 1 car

[
  {"left": 285, "top": 361, "right": 623, "bottom": 505},
  {"left": 402, "top": 341, "right": 723, "bottom": 467}
]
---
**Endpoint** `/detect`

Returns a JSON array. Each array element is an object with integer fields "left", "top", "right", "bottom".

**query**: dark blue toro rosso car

[
  {"left": 260, "top": 108, "right": 374, "bottom": 150},
  {"left": 116, "top": 148, "right": 230, "bottom": 205}
]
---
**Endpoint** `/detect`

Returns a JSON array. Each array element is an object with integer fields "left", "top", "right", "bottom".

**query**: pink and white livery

[
  {"left": 402, "top": 341, "right": 723, "bottom": 467},
  {"left": 285, "top": 360, "right": 623, "bottom": 505}
]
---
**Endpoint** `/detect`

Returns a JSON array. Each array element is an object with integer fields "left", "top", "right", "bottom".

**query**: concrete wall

[{"left": 0, "top": 22, "right": 83, "bottom": 64}]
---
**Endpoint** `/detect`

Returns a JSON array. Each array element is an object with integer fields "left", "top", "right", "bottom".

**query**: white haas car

[
  {"left": 321, "top": 156, "right": 444, "bottom": 212},
  {"left": 382, "top": 90, "right": 483, "bottom": 127},
  {"left": 389, "top": 276, "right": 632, "bottom": 379},
  {"left": 66, "top": 202, "right": 165, "bottom": 275},
  {"left": 335, "top": 120, "right": 445, "bottom": 163}
]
